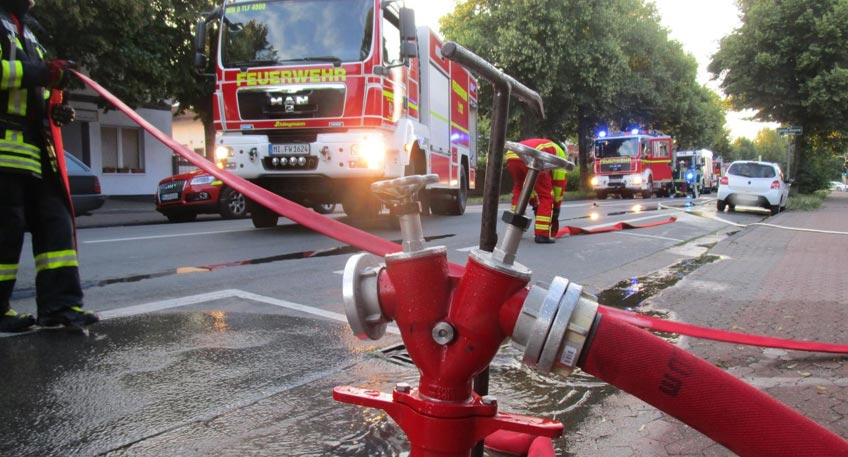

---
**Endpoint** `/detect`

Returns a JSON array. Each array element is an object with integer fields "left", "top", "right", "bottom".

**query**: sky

[{"left": 406, "top": 0, "right": 778, "bottom": 140}]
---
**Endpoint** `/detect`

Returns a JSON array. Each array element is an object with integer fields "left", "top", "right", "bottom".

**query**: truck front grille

[{"left": 237, "top": 85, "right": 346, "bottom": 120}]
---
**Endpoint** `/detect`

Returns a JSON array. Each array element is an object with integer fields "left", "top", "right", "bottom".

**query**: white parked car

[
  {"left": 829, "top": 181, "right": 848, "bottom": 192},
  {"left": 716, "top": 161, "right": 790, "bottom": 215}
]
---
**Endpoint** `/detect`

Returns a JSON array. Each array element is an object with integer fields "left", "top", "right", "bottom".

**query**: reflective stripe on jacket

[{"left": 0, "top": 13, "right": 50, "bottom": 178}]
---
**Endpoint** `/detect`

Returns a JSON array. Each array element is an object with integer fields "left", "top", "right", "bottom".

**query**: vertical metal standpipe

[
  {"left": 440, "top": 41, "right": 546, "bottom": 457},
  {"left": 479, "top": 85, "right": 511, "bottom": 253}
]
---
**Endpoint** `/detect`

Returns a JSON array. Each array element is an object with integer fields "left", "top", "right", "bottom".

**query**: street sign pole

[
  {"left": 777, "top": 126, "right": 803, "bottom": 179},
  {"left": 786, "top": 139, "right": 791, "bottom": 180}
]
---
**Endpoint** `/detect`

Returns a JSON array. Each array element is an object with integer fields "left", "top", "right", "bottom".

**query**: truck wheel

[
  {"left": 641, "top": 178, "right": 653, "bottom": 199},
  {"left": 595, "top": 190, "right": 608, "bottom": 200},
  {"left": 343, "top": 195, "right": 381, "bottom": 219},
  {"left": 446, "top": 165, "right": 468, "bottom": 215},
  {"left": 249, "top": 202, "right": 278, "bottom": 228},
  {"left": 219, "top": 187, "right": 247, "bottom": 219},
  {"left": 312, "top": 203, "right": 336, "bottom": 215}
]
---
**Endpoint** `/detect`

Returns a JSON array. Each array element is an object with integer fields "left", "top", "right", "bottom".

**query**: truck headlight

[
  {"left": 631, "top": 175, "right": 643, "bottom": 186},
  {"left": 215, "top": 146, "right": 233, "bottom": 162},
  {"left": 590, "top": 176, "right": 599, "bottom": 186},
  {"left": 352, "top": 137, "right": 386, "bottom": 170}
]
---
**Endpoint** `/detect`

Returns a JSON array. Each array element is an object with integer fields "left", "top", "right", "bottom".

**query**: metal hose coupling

[{"left": 510, "top": 276, "right": 600, "bottom": 375}]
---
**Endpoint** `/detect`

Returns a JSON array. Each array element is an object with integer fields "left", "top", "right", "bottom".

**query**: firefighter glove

[
  {"left": 51, "top": 101, "right": 75, "bottom": 127},
  {"left": 46, "top": 60, "right": 78, "bottom": 89}
]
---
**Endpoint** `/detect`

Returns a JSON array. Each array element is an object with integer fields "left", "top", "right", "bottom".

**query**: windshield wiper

[
  {"left": 279, "top": 56, "right": 343, "bottom": 67},
  {"left": 229, "top": 60, "right": 278, "bottom": 69}
]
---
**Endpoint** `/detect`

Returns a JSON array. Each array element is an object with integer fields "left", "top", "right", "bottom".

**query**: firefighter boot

[
  {"left": 0, "top": 309, "right": 36, "bottom": 332},
  {"left": 534, "top": 235, "right": 556, "bottom": 244},
  {"left": 37, "top": 306, "right": 100, "bottom": 328}
]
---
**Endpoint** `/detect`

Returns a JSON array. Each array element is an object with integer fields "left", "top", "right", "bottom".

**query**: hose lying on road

[
  {"left": 76, "top": 72, "right": 848, "bottom": 455},
  {"left": 73, "top": 69, "right": 847, "bottom": 354},
  {"left": 581, "top": 314, "right": 848, "bottom": 456}
]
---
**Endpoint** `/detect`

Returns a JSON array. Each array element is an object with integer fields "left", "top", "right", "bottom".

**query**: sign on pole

[{"left": 777, "top": 126, "right": 803, "bottom": 136}]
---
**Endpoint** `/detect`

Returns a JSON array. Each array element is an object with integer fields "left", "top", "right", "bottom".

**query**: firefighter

[
  {"left": 0, "top": 0, "right": 99, "bottom": 332},
  {"left": 673, "top": 159, "right": 688, "bottom": 196},
  {"left": 506, "top": 139, "right": 568, "bottom": 244}
]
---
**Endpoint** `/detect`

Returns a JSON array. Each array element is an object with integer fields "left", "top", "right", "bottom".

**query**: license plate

[
  {"left": 272, "top": 144, "right": 310, "bottom": 154},
  {"left": 160, "top": 192, "right": 179, "bottom": 202}
]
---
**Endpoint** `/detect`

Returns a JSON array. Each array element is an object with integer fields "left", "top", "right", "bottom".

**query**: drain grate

[{"left": 379, "top": 343, "right": 414, "bottom": 366}]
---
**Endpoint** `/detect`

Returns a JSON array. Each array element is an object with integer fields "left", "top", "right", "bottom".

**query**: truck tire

[
  {"left": 430, "top": 165, "right": 468, "bottom": 216},
  {"left": 343, "top": 195, "right": 381, "bottom": 219},
  {"left": 641, "top": 178, "right": 653, "bottom": 199},
  {"left": 249, "top": 202, "right": 278, "bottom": 228},
  {"left": 446, "top": 165, "right": 468, "bottom": 215},
  {"left": 595, "top": 190, "right": 608, "bottom": 200}
]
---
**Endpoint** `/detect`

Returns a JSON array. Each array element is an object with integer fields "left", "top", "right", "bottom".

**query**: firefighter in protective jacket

[
  {"left": 0, "top": 0, "right": 98, "bottom": 332},
  {"left": 506, "top": 139, "right": 568, "bottom": 244}
]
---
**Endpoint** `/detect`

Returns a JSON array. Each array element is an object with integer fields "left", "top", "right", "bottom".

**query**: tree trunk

[{"left": 577, "top": 106, "right": 595, "bottom": 192}]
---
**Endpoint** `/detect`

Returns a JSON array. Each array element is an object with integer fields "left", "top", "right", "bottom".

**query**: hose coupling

[{"left": 511, "top": 276, "right": 600, "bottom": 375}]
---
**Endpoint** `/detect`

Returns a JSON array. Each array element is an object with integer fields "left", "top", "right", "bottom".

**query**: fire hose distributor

[{"left": 336, "top": 145, "right": 585, "bottom": 455}]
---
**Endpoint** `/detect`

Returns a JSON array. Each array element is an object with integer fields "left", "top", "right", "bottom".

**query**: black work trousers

[{"left": 0, "top": 172, "right": 83, "bottom": 314}]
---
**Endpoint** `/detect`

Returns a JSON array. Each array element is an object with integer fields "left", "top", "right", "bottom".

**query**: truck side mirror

[
  {"left": 193, "top": 19, "right": 208, "bottom": 71},
  {"left": 401, "top": 41, "right": 418, "bottom": 59},
  {"left": 399, "top": 7, "right": 417, "bottom": 41}
]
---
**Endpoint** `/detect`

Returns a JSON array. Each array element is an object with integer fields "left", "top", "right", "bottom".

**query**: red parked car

[{"left": 155, "top": 170, "right": 247, "bottom": 223}]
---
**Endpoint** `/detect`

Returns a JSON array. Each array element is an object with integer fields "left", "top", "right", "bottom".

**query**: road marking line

[
  {"left": 98, "top": 289, "right": 243, "bottom": 319},
  {"left": 83, "top": 228, "right": 259, "bottom": 244},
  {"left": 233, "top": 290, "right": 400, "bottom": 335},
  {"left": 457, "top": 246, "right": 476, "bottom": 252},
  {"left": 93, "top": 289, "right": 400, "bottom": 336}
]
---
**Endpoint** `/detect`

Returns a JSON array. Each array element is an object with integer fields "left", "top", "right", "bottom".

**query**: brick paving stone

[{"left": 567, "top": 193, "right": 848, "bottom": 456}]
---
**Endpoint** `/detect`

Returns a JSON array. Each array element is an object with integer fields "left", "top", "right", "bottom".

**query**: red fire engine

[
  {"left": 590, "top": 129, "right": 674, "bottom": 199},
  {"left": 194, "top": 0, "right": 478, "bottom": 227}
]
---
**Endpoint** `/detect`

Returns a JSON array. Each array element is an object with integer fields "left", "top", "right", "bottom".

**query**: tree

[
  {"left": 709, "top": 0, "right": 848, "bottom": 183},
  {"left": 441, "top": 0, "right": 728, "bottom": 191},
  {"left": 32, "top": 0, "right": 217, "bottom": 155},
  {"left": 754, "top": 129, "right": 788, "bottom": 167}
]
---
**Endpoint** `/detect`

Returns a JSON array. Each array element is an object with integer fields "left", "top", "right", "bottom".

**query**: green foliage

[
  {"left": 440, "top": 0, "right": 728, "bottom": 191},
  {"left": 792, "top": 150, "right": 840, "bottom": 193},
  {"left": 32, "top": 0, "right": 215, "bottom": 109},
  {"left": 786, "top": 191, "right": 826, "bottom": 211},
  {"left": 709, "top": 0, "right": 848, "bottom": 170}
]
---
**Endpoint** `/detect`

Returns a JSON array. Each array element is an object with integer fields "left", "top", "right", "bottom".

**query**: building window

[{"left": 101, "top": 126, "right": 144, "bottom": 173}]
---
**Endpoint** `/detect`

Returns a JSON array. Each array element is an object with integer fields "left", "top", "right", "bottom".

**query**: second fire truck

[{"left": 590, "top": 129, "right": 675, "bottom": 199}]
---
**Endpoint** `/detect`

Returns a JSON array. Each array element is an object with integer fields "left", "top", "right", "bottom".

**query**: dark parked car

[
  {"left": 155, "top": 170, "right": 248, "bottom": 223},
  {"left": 65, "top": 151, "right": 106, "bottom": 217}
]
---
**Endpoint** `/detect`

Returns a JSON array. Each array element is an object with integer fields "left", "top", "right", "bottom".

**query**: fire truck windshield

[
  {"left": 221, "top": 0, "right": 375, "bottom": 68},
  {"left": 594, "top": 138, "right": 640, "bottom": 159}
]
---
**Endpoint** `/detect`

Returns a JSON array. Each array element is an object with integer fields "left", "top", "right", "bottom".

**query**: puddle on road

[
  {"left": 363, "top": 343, "right": 616, "bottom": 456},
  {"left": 596, "top": 253, "right": 719, "bottom": 312}
]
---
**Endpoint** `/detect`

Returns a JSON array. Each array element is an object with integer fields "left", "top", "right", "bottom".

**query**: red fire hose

[
  {"left": 74, "top": 71, "right": 848, "bottom": 455},
  {"left": 581, "top": 314, "right": 848, "bottom": 456}
]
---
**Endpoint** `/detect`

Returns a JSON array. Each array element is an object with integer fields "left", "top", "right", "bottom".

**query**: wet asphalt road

[{"left": 2, "top": 196, "right": 767, "bottom": 455}]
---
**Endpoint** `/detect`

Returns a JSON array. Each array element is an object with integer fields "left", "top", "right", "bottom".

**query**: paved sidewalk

[{"left": 567, "top": 192, "right": 848, "bottom": 456}]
